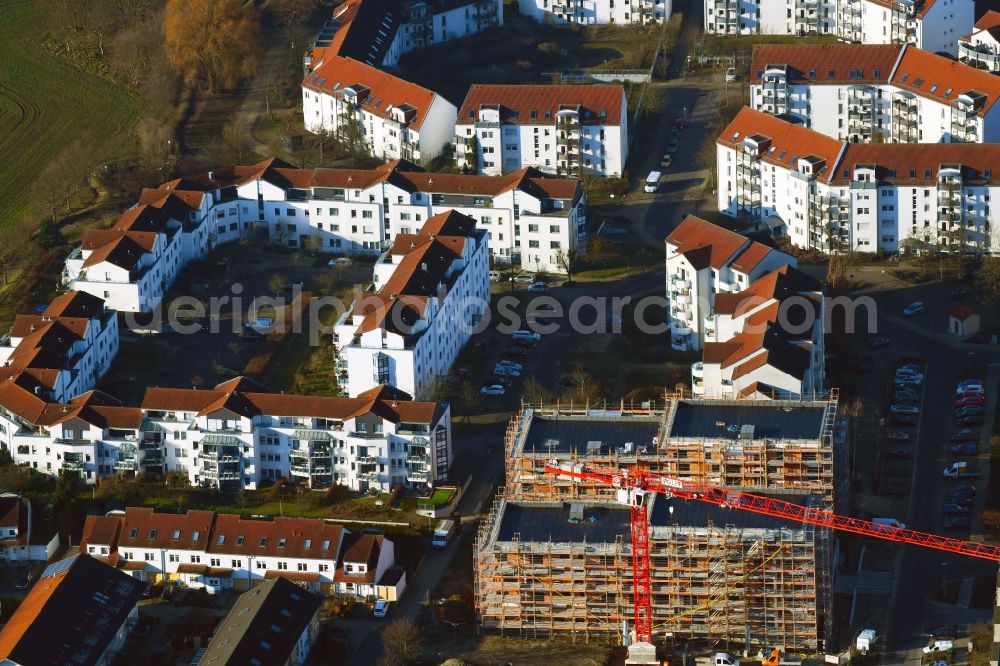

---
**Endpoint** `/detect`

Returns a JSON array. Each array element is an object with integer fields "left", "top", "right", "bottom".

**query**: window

[
  {"left": 260, "top": 537, "right": 268, "bottom": 546},
  {"left": 192, "top": 531, "right": 200, "bottom": 541},
  {"left": 303, "top": 539, "right": 312, "bottom": 548},
  {"left": 236, "top": 535, "right": 245, "bottom": 545},
  {"left": 148, "top": 529, "right": 157, "bottom": 539},
  {"left": 297, "top": 563, "right": 308, "bottom": 571},
  {"left": 172, "top": 530, "right": 181, "bottom": 540},
  {"left": 145, "top": 553, "right": 155, "bottom": 561},
  {"left": 169, "top": 554, "right": 179, "bottom": 562},
  {"left": 278, "top": 537, "right": 286, "bottom": 548},
  {"left": 217, "top": 535, "right": 225, "bottom": 545},
  {"left": 129, "top": 528, "right": 138, "bottom": 538},
  {"left": 277, "top": 561, "right": 288, "bottom": 570}
]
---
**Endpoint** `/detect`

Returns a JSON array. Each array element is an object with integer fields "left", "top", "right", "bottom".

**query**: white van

[
  {"left": 644, "top": 171, "right": 662, "bottom": 193},
  {"left": 489, "top": 270, "right": 502, "bottom": 282}
]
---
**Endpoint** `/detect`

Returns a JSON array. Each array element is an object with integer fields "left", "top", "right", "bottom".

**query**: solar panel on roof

[{"left": 42, "top": 555, "right": 77, "bottom": 579}]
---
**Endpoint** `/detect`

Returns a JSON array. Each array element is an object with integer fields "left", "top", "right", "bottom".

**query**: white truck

[
  {"left": 431, "top": 519, "right": 457, "bottom": 549},
  {"left": 943, "top": 462, "right": 982, "bottom": 478},
  {"left": 697, "top": 653, "right": 801, "bottom": 666}
]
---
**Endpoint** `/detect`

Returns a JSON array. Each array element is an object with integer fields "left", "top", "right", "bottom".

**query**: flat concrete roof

[
  {"left": 496, "top": 495, "right": 812, "bottom": 544},
  {"left": 521, "top": 415, "right": 660, "bottom": 455},
  {"left": 668, "top": 400, "right": 826, "bottom": 441}
]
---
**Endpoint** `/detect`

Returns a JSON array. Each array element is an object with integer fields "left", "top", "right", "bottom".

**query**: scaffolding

[{"left": 475, "top": 493, "right": 829, "bottom": 652}]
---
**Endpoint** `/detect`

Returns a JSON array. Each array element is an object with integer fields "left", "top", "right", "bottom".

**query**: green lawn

[{"left": 0, "top": 0, "right": 139, "bottom": 231}]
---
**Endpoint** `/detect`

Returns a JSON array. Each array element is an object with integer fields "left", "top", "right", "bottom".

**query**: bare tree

[
  {"left": 522, "top": 376, "right": 551, "bottom": 405},
  {"left": 164, "top": 0, "right": 264, "bottom": 91},
  {"left": 269, "top": 273, "right": 288, "bottom": 295},
  {"left": 381, "top": 618, "right": 422, "bottom": 663},
  {"left": 223, "top": 113, "right": 254, "bottom": 162},
  {"left": 555, "top": 248, "right": 579, "bottom": 284}
]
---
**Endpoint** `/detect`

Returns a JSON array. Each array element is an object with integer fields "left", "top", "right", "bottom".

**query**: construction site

[{"left": 475, "top": 393, "right": 847, "bottom": 652}]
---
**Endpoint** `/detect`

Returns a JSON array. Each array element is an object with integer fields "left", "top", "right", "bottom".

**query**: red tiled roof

[
  {"left": 750, "top": 44, "right": 902, "bottom": 84},
  {"left": 950, "top": 305, "right": 975, "bottom": 319},
  {"left": 717, "top": 108, "right": 844, "bottom": 184},
  {"left": 833, "top": 143, "right": 1000, "bottom": 185},
  {"left": 303, "top": 55, "right": 438, "bottom": 130},
  {"left": 974, "top": 9, "right": 1000, "bottom": 30},
  {"left": 80, "top": 231, "right": 156, "bottom": 270},
  {"left": 891, "top": 45, "right": 1000, "bottom": 117},
  {"left": 0, "top": 497, "right": 28, "bottom": 548},
  {"left": 665, "top": 216, "right": 750, "bottom": 270},
  {"left": 730, "top": 241, "right": 775, "bottom": 274},
  {"left": 865, "top": 0, "right": 936, "bottom": 19},
  {"left": 43, "top": 291, "right": 105, "bottom": 319},
  {"left": 81, "top": 514, "right": 123, "bottom": 548},
  {"left": 457, "top": 84, "right": 625, "bottom": 126}
]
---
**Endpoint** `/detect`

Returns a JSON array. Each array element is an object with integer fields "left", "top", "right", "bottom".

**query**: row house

[
  {"left": 717, "top": 107, "right": 1000, "bottom": 254},
  {"left": 705, "top": 0, "right": 972, "bottom": 56},
  {"left": 516, "top": 0, "right": 670, "bottom": 26},
  {"left": 81, "top": 507, "right": 406, "bottom": 599},
  {"left": 301, "top": 0, "right": 503, "bottom": 164},
  {"left": 0, "top": 495, "right": 59, "bottom": 562},
  {"left": 0, "top": 554, "right": 143, "bottom": 666},
  {"left": 694, "top": 264, "right": 825, "bottom": 399},
  {"left": 664, "top": 215, "right": 795, "bottom": 352},
  {"left": 0, "top": 291, "right": 118, "bottom": 403},
  {"left": 334, "top": 211, "right": 489, "bottom": 399},
  {"left": 750, "top": 43, "right": 1000, "bottom": 144},
  {"left": 958, "top": 10, "right": 1000, "bottom": 73},
  {"left": 61, "top": 159, "right": 584, "bottom": 317},
  {"left": 455, "top": 84, "right": 628, "bottom": 178},
  {"left": 199, "top": 577, "right": 322, "bottom": 666},
  {"left": 140, "top": 378, "right": 450, "bottom": 492},
  {"left": 0, "top": 380, "right": 145, "bottom": 485}
]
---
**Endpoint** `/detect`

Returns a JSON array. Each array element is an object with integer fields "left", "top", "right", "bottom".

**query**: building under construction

[{"left": 476, "top": 394, "right": 846, "bottom": 652}]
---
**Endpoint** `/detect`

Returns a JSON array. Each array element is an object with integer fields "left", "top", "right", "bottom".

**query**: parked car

[
  {"left": 501, "top": 348, "right": 529, "bottom": 358},
  {"left": 957, "top": 379, "right": 984, "bottom": 392},
  {"left": 514, "top": 273, "right": 536, "bottom": 284},
  {"left": 942, "top": 503, "right": 971, "bottom": 517},
  {"left": 949, "top": 442, "right": 978, "bottom": 456},
  {"left": 951, "top": 429, "right": 977, "bottom": 442},
  {"left": 644, "top": 170, "right": 662, "bottom": 193},
  {"left": 894, "top": 389, "right": 920, "bottom": 402},
  {"left": 950, "top": 483, "right": 977, "bottom": 497},
  {"left": 373, "top": 600, "right": 390, "bottom": 618},
  {"left": 484, "top": 376, "right": 513, "bottom": 389},
  {"left": 725, "top": 67, "right": 737, "bottom": 82},
  {"left": 949, "top": 486, "right": 976, "bottom": 503},
  {"left": 894, "top": 375, "right": 923, "bottom": 387},
  {"left": 903, "top": 301, "right": 925, "bottom": 317},
  {"left": 948, "top": 287, "right": 970, "bottom": 300},
  {"left": 14, "top": 573, "right": 32, "bottom": 590},
  {"left": 957, "top": 415, "right": 985, "bottom": 427},
  {"left": 886, "top": 430, "right": 910, "bottom": 441},
  {"left": 660, "top": 154, "right": 673, "bottom": 168},
  {"left": 943, "top": 516, "right": 971, "bottom": 529},
  {"left": 890, "top": 404, "right": 920, "bottom": 415},
  {"left": 673, "top": 117, "right": 686, "bottom": 131},
  {"left": 886, "top": 448, "right": 912, "bottom": 459},
  {"left": 495, "top": 360, "right": 523, "bottom": 371},
  {"left": 665, "top": 138, "right": 679, "bottom": 154},
  {"left": 867, "top": 336, "right": 891, "bottom": 349},
  {"left": 480, "top": 385, "right": 505, "bottom": 396},
  {"left": 527, "top": 281, "right": 549, "bottom": 293},
  {"left": 955, "top": 406, "right": 985, "bottom": 418},
  {"left": 512, "top": 330, "right": 541, "bottom": 342},
  {"left": 494, "top": 365, "right": 521, "bottom": 377},
  {"left": 489, "top": 270, "right": 503, "bottom": 281},
  {"left": 513, "top": 338, "right": 538, "bottom": 350},
  {"left": 898, "top": 363, "right": 923, "bottom": 373},
  {"left": 955, "top": 395, "right": 986, "bottom": 406},
  {"left": 327, "top": 257, "right": 353, "bottom": 268},
  {"left": 891, "top": 413, "right": 918, "bottom": 426}
]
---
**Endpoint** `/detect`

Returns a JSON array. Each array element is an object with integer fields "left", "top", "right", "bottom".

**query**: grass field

[{"left": 0, "top": 0, "right": 140, "bottom": 231}]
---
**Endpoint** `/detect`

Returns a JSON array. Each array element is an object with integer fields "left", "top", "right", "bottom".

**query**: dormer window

[{"left": 278, "top": 538, "right": 286, "bottom": 548}]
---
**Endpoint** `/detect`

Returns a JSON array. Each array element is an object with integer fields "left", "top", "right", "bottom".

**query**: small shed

[{"left": 949, "top": 305, "right": 980, "bottom": 339}]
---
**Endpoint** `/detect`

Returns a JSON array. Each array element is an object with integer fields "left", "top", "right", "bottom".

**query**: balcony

[
  {"left": 669, "top": 276, "right": 691, "bottom": 290},
  {"left": 141, "top": 455, "right": 163, "bottom": 467},
  {"left": 671, "top": 290, "right": 691, "bottom": 305},
  {"left": 359, "top": 471, "right": 381, "bottom": 483},
  {"left": 356, "top": 455, "right": 377, "bottom": 465},
  {"left": 114, "top": 459, "right": 138, "bottom": 471},
  {"left": 407, "top": 471, "right": 430, "bottom": 484},
  {"left": 63, "top": 460, "right": 84, "bottom": 471},
  {"left": 290, "top": 465, "right": 311, "bottom": 476},
  {"left": 406, "top": 454, "right": 428, "bottom": 464}
]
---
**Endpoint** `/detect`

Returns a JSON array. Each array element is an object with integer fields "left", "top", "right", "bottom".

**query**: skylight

[
  {"left": 217, "top": 535, "right": 225, "bottom": 545},
  {"left": 900, "top": 73, "right": 910, "bottom": 83},
  {"left": 930, "top": 84, "right": 939, "bottom": 93},
  {"left": 236, "top": 535, "right": 245, "bottom": 545},
  {"left": 172, "top": 530, "right": 180, "bottom": 540},
  {"left": 149, "top": 529, "right": 157, "bottom": 539},
  {"left": 260, "top": 537, "right": 268, "bottom": 546},
  {"left": 129, "top": 528, "right": 138, "bottom": 538},
  {"left": 913, "top": 77, "right": 924, "bottom": 87}
]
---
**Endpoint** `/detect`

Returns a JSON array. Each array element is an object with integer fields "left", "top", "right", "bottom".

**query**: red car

[
  {"left": 673, "top": 117, "right": 685, "bottom": 131},
  {"left": 955, "top": 396, "right": 986, "bottom": 407}
]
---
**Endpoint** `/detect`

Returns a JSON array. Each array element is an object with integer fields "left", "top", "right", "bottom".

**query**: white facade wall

[
  {"left": 517, "top": 0, "right": 670, "bottom": 27},
  {"left": 916, "top": 0, "right": 973, "bottom": 55},
  {"left": 335, "top": 231, "right": 489, "bottom": 399},
  {"left": 959, "top": 25, "right": 1000, "bottom": 72}
]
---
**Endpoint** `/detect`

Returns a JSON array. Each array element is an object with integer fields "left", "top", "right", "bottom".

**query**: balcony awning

[
  {"left": 201, "top": 434, "right": 241, "bottom": 446},
  {"left": 291, "top": 430, "right": 333, "bottom": 442}
]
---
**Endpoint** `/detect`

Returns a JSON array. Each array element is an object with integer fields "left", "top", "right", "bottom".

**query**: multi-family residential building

[
  {"left": 0, "top": 291, "right": 118, "bottom": 402},
  {"left": 0, "top": 495, "right": 60, "bottom": 562},
  {"left": 694, "top": 264, "right": 825, "bottom": 399},
  {"left": 717, "top": 107, "right": 1000, "bottom": 254},
  {"left": 197, "top": 577, "right": 322, "bottom": 666},
  {"left": 81, "top": 508, "right": 407, "bottom": 600},
  {"left": 301, "top": 0, "right": 503, "bottom": 163},
  {"left": 334, "top": 211, "right": 489, "bottom": 399},
  {"left": 61, "top": 159, "right": 584, "bottom": 315},
  {"left": 518, "top": 0, "right": 670, "bottom": 23},
  {"left": 705, "top": 0, "right": 973, "bottom": 56},
  {"left": 958, "top": 10, "right": 1000, "bottom": 72},
  {"left": 664, "top": 215, "right": 795, "bottom": 352},
  {"left": 140, "top": 378, "right": 450, "bottom": 492},
  {"left": 750, "top": 43, "right": 1000, "bottom": 144},
  {"left": 454, "top": 84, "right": 629, "bottom": 178},
  {"left": 0, "top": 554, "right": 143, "bottom": 666}
]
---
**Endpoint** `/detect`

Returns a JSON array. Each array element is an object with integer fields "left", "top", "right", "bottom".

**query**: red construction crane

[{"left": 543, "top": 462, "right": 1000, "bottom": 648}]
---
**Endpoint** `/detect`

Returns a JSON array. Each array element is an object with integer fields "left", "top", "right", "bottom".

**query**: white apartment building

[
  {"left": 62, "top": 159, "right": 584, "bottom": 315},
  {"left": 959, "top": 10, "right": 1000, "bottom": 72},
  {"left": 334, "top": 211, "right": 489, "bottom": 399},
  {"left": 706, "top": 0, "right": 972, "bottom": 56},
  {"left": 81, "top": 508, "right": 407, "bottom": 599},
  {"left": 717, "top": 107, "right": 1000, "bottom": 254},
  {"left": 0, "top": 291, "right": 119, "bottom": 404},
  {"left": 455, "top": 84, "right": 629, "bottom": 178},
  {"left": 664, "top": 215, "right": 795, "bottom": 352},
  {"left": 140, "top": 378, "right": 451, "bottom": 492},
  {"left": 516, "top": 0, "right": 670, "bottom": 25},
  {"left": 301, "top": 0, "right": 502, "bottom": 164},
  {"left": 750, "top": 43, "right": 1000, "bottom": 144},
  {"left": 693, "top": 264, "right": 825, "bottom": 400}
]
